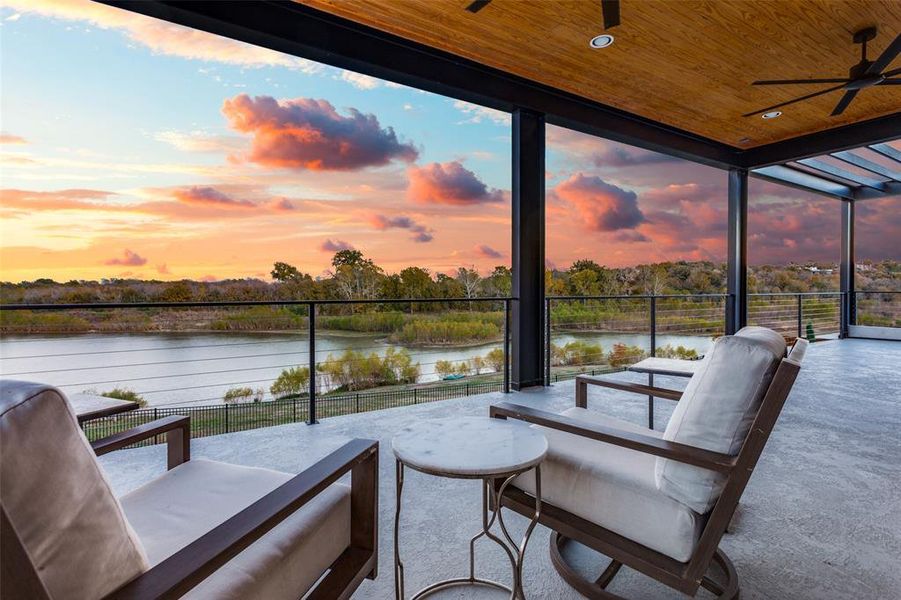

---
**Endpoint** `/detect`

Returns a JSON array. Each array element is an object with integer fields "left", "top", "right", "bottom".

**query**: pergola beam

[{"left": 751, "top": 165, "right": 855, "bottom": 200}]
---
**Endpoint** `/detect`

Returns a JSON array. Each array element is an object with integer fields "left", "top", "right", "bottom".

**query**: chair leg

[{"left": 549, "top": 533, "right": 740, "bottom": 600}]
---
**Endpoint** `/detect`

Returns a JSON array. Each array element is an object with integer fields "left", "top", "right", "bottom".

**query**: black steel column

[
  {"left": 726, "top": 168, "right": 748, "bottom": 334},
  {"left": 511, "top": 109, "right": 546, "bottom": 390},
  {"left": 840, "top": 199, "right": 855, "bottom": 338}
]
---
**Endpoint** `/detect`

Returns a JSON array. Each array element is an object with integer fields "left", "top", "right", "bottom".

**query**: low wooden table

[
  {"left": 68, "top": 392, "right": 140, "bottom": 424},
  {"left": 577, "top": 357, "right": 700, "bottom": 430}
]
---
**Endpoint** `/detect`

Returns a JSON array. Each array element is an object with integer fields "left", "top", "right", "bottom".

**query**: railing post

[
  {"left": 544, "top": 297, "right": 552, "bottom": 386},
  {"left": 648, "top": 296, "right": 657, "bottom": 430},
  {"left": 797, "top": 294, "right": 803, "bottom": 339},
  {"left": 503, "top": 298, "right": 511, "bottom": 393},
  {"left": 308, "top": 302, "right": 318, "bottom": 424}
]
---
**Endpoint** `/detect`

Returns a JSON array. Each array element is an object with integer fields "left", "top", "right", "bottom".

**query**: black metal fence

[{"left": 80, "top": 379, "right": 504, "bottom": 445}]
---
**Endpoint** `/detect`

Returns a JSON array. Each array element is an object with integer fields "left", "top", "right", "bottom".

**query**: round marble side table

[{"left": 392, "top": 416, "right": 548, "bottom": 600}]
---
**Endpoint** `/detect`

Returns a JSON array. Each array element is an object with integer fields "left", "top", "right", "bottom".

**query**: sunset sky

[{"left": 1, "top": 0, "right": 898, "bottom": 283}]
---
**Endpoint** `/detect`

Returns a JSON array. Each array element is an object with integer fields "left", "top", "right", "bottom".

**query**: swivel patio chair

[
  {"left": 490, "top": 327, "right": 807, "bottom": 599},
  {"left": 0, "top": 380, "right": 378, "bottom": 600}
]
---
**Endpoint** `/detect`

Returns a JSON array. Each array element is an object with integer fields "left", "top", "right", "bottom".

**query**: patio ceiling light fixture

[
  {"left": 589, "top": 34, "right": 615, "bottom": 49},
  {"left": 762, "top": 111, "right": 782, "bottom": 119}
]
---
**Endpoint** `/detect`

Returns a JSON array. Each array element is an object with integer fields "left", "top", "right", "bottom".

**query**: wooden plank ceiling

[{"left": 298, "top": 0, "right": 901, "bottom": 149}]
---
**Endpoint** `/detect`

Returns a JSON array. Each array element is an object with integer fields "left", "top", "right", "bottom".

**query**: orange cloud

[
  {"left": 0, "top": 134, "right": 27, "bottom": 144},
  {"left": 222, "top": 94, "right": 419, "bottom": 171},
  {"left": 407, "top": 161, "right": 505, "bottom": 205}
]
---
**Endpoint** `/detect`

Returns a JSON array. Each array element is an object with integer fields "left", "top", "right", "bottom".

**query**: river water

[{"left": 0, "top": 331, "right": 713, "bottom": 408}]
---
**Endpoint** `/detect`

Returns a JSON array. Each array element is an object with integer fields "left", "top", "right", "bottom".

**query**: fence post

[
  {"left": 503, "top": 298, "right": 511, "bottom": 393},
  {"left": 153, "top": 407, "right": 159, "bottom": 445},
  {"left": 797, "top": 294, "right": 803, "bottom": 339},
  {"left": 648, "top": 297, "right": 657, "bottom": 430},
  {"left": 225, "top": 405, "right": 229, "bottom": 434},
  {"left": 413, "top": 388, "right": 418, "bottom": 405},
  {"left": 544, "top": 297, "right": 552, "bottom": 386},
  {"left": 355, "top": 393, "right": 360, "bottom": 413},
  {"left": 308, "top": 302, "right": 318, "bottom": 424}
]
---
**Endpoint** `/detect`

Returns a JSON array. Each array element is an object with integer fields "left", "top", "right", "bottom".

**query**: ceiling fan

[
  {"left": 743, "top": 27, "right": 901, "bottom": 118},
  {"left": 466, "top": 0, "right": 621, "bottom": 30}
]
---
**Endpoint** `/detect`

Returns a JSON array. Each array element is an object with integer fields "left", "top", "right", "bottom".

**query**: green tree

[
  {"left": 485, "top": 348, "right": 505, "bottom": 373},
  {"left": 271, "top": 261, "right": 304, "bottom": 282},
  {"left": 435, "top": 360, "right": 455, "bottom": 379},
  {"left": 223, "top": 387, "right": 254, "bottom": 403}
]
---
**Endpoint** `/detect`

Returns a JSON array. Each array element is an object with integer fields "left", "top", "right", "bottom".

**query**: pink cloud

[
  {"left": 407, "top": 161, "right": 505, "bottom": 205},
  {"left": 320, "top": 239, "right": 354, "bottom": 252},
  {"left": 172, "top": 186, "right": 254, "bottom": 208},
  {"left": 222, "top": 94, "right": 418, "bottom": 171},
  {"left": 554, "top": 173, "right": 645, "bottom": 231},
  {"left": 474, "top": 244, "right": 503, "bottom": 259},
  {"left": 369, "top": 214, "right": 433, "bottom": 242},
  {"left": 104, "top": 249, "right": 147, "bottom": 267}
]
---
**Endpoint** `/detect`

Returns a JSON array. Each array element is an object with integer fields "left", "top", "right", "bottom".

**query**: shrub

[
  {"left": 270, "top": 366, "right": 311, "bottom": 399},
  {"left": 607, "top": 343, "right": 647, "bottom": 367},
  {"left": 485, "top": 348, "right": 505, "bottom": 373},
  {"left": 435, "top": 359, "right": 455, "bottom": 378},
  {"left": 210, "top": 306, "right": 304, "bottom": 331},
  {"left": 223, "top": 387, "right": 254, "bottom": 403},
  {"left": 390, "top": 319, "right": 500, "bottom": 344},
  {"left": 318, "top": 348, "right": 420, "bottom": 392},
  {"left": 656, "top": 344, "right": 699, "bottom": 360},
  {"left": 550, "top": 341, "right": 604, "bottom": 366},
  {"left": 98, "top": 387, "right": 147, "bottom": 408}
]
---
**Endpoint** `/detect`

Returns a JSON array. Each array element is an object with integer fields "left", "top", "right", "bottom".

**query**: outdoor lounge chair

[
  {"left": 490, "top": 327, "right": 807, "bottom": 599},
  {"left": 0, "top": 380, "right": 378, "bottom": 600}
]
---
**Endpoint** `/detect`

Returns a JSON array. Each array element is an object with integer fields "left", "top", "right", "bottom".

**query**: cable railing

[
  {"left": 747, "top": 292, "right": 842, "bottom": 339},
  {"left": 544, "top": 294, "right": 728, "bottom": 384},
  {"left": 1, "top": 298, "right": 512, "bottom": 428},
  {"left": 2, "top": 290, "right": 882, "bottom": 444},
  {"left": 854, "top": 291, "right": 900, "bottom": 328}
]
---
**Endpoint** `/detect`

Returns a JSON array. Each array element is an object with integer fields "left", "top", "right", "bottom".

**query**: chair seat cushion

[
  {"left": 515, "top": 408, "right": 703, "bottom": 562},
  {"left": 120, "top": 459, "right": 350, "bottom": 600}
]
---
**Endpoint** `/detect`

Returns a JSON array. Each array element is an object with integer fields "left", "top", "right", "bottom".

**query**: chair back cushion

[
  {"left": 655, "top": 327, "right": 785, "bottom": 513},
  {"left": 0, "top": 381, "right": 148, "bottom": 599}
]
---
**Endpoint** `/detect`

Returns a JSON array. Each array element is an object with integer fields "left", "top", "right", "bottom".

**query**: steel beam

[
  {"left": 726, "top": 168, "right": 748, "bottom": 334},
  {"left": 831, "top": 150, "right": 901, "bottom": 182},
  {"left": 840, "top": 200, "right": 855, "bottom": 338},
  {"left": 511, "top": 109, "right": 546, "bottom": 389},
  {"left": 751, "top": 165, "right": 855, "bottom": 200}
]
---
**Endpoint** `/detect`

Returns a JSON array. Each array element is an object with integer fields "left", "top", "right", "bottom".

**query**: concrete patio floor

[{"left": 100, "top": 338, "right": 901, "bottom": 599}]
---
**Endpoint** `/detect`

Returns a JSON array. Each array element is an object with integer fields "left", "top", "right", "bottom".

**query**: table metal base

[{"left": 394, "top": 460, "right": 542, "bottom": 600}]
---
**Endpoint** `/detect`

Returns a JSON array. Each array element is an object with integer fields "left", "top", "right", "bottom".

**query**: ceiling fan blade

[
  {"left": 465, "top": 0, "right": 492, "bottom": 13},
  {"left": 742, "top": 83, "right": 847, "bottom": 117},
  {"left": 879, "top": 79, "right": 901, "bottom": 84},
  {"left": 602, "top": 0, "right": 620, "bottom": 29},
  {"left": 752, "top": 78, "right": 850, "bottom": 85},
  {"left": 830, "top": 89, "right": 860, "bottom": 116},
  {"left": 866, "top": 33, "right": 901, "bottom": 75},
  {"left": 883, "top": 67, "right": 901, "bottom": 78}
]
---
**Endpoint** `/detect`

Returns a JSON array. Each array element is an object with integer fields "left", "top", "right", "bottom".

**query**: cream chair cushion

[
  {"left": 516, "top": 408, "right": 704, "bottom": 562},
  {"left": 655, "top": 327, "right": 785, "bottom": 513},
  {"left": 0, "top": 381, "right": 149, "bottom": 600},
  {"left": 120, "top": 459, "right": 351, "bottom": 600}
]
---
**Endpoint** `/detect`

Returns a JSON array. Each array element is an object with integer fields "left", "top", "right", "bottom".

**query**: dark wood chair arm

[
  {"left": 490, "top": 402, "right": 734, "bottom": 473},
  {"left": 577, "top": 375, "right": 684, "bottom": 401},
  {"left": 92, "top": 416, "right": 191, "bottom": 470},
  {"left": 104, "top": 438, "right": 379, "bottom": 600}
]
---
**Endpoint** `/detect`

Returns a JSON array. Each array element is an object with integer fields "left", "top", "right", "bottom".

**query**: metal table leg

[{"left": 393, "top": 460, "right": 542, "bottom": 600}]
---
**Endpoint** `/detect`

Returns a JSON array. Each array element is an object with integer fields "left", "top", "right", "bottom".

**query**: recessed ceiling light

[
  {"left": 762, "top": 111, "right": 782, "bottom": 120},
  {"left": 589, "top": 34, "right": 614, "bottom": 49}
]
